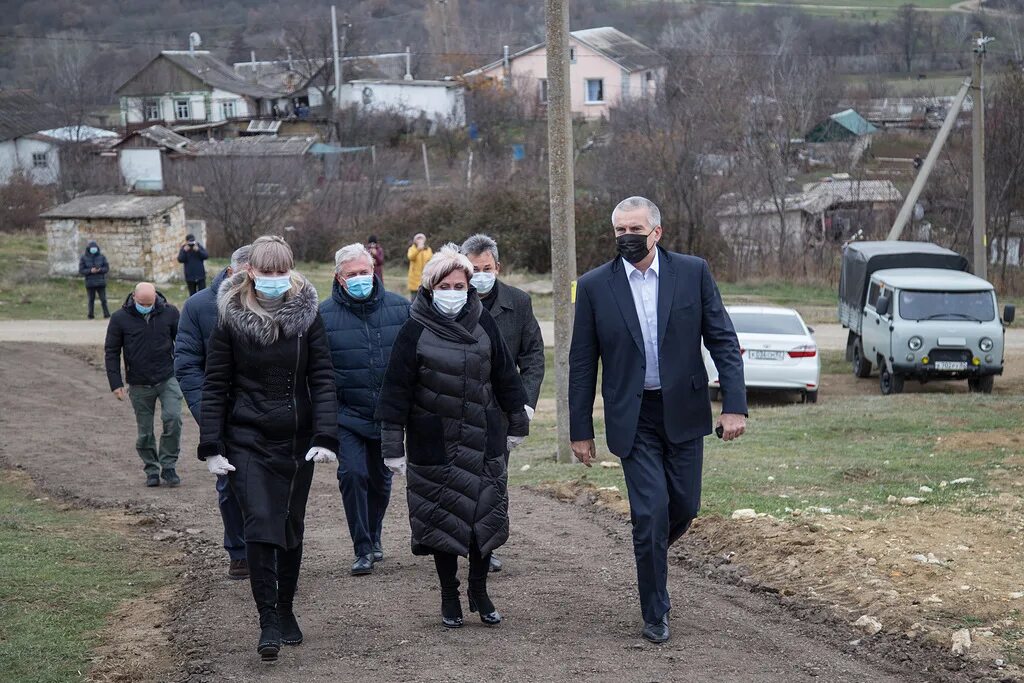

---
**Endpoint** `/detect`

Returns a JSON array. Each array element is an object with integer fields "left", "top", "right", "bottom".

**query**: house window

[
  {"left": 144, "top": 99, "right": 160, "bottom": 120},
  {"left": 175, "top": 98, "right": 191, "bottom": 120},
  {"left": 162, "top": 214, "right": 171, "bottom": 226},
  {"left": 646, "top": 71, "right": 653, "bottom": 82},
  {"left": 585, "top": 78, "right": 604, "bottom": 103},
  {"left": 32, "top": 152, "right": 48, "bottom": 168},
  {"left": 539, "top": 78, "right": 548, "bottom": 104},
  {"left": 222, "top": 100, "right": 236, "bottom": 119},
  {"left": 569, "top": 47, "right": 576, "bottom": 64}
]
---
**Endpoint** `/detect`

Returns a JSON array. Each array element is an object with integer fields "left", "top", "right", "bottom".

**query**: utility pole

[
  {"left": 972, "top": 32, "right": 992, "bottom": 279},
  {"left": 438, "top": 0, "right": 451, "bottom": 54},
  {"left": 545, "top": 0, "right": 577, "bottom": 463},
  {"left": 331, "top": 5, "right": 342, "bottom": 111}
]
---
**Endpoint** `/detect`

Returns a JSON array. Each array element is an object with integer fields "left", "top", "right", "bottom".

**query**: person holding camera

[{"left": 178, "top": 233, "right": 209, "bottom": 296}]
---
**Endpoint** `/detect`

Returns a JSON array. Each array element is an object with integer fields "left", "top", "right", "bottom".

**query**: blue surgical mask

[
  {"left": 470, "top": 271, "right": 496, "bottom": 295},
  {"left": 135, "top": 302, "right": 154, "bottom": 315},
  {"left": 89, "top": 247, "right": 98, "bottom": 254},
  {"left": 432, "top": 289, "right": 468, "bottom": 316},
  {"left": 345, "top": 274, "right": 374, "bottom": 300},
  {"left": 254, "top": 274, "right": 292, "bottom": 298}
]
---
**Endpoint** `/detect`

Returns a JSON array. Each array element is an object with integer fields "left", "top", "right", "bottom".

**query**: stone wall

[{"left": 46, "top": 202, "right": 188, "bottom": 283}]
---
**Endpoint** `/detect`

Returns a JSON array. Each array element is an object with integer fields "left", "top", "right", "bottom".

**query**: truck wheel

[
  {"left": 880, "top": 367, "right": 904, "bottom": 395},
  {"left": 708, "top": 387, "right": 720, "bottom": 402},
  {"left": 852, "top": 342, "right": 872, "bottom": 378},
  {"left": 968, "top": 376, "right": 994, "bottom": 394}
]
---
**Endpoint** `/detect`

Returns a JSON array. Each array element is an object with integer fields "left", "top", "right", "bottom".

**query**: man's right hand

[
  {"left": 571, "top": 439, "right": 596, "bottom": 467},
  {"left": 113, "top": 387, "right": 126, "bottom": 401}
]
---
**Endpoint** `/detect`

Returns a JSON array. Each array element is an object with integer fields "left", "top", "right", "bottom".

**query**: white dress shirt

[{"left": 622, "top": 250, "right": 661, "bottom": 390}]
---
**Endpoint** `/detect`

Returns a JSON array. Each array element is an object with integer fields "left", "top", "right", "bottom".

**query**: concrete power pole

[
  {"left": 972, "top": 32, "right": 992, "bottom": 279},
  {"left": 331, "top": 5, "right": 342, "bottom": 111},
  {"left": 545, "top": 0, "right": 577, "bottom": 463}
]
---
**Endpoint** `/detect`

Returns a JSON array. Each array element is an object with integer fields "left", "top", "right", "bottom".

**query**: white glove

[
  {"left": 207, "top": 455, "right": 235, "bottom": 476},
  {"left": 525, "top": 405, "right": 535, "bottom": 421},
  {"left": 385, "top": 456, "right": 407, "bottom": 476},
  {"left": 305, "top": 447, "right": 337, "bottom": 463},
  {"left": 507, "top": 435, "right": 526, "bottom": 451}
]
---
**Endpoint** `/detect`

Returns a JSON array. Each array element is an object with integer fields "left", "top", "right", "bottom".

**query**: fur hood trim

[{"left": 217, "top": 271, "right": 319, "bottom": 346}]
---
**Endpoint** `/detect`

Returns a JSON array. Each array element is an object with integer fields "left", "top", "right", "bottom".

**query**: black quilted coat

[
  {"left": 197, "top": 272, "right": 338, "bottom": 550},
  {"left": 375, "top": 288, "right": 528, "bottom": 557}
]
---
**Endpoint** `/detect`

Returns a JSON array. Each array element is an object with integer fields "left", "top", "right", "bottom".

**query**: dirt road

[{"left": 0, "top": 343, "right": 950, "bottom": 682}]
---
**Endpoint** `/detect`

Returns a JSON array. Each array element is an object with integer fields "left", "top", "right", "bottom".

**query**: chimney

[{"left": 404, "top": 46, "right": 413, "bottom": 81}]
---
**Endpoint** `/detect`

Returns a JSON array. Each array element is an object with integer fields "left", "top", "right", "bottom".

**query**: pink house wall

[{"left": 477, "top": 39, "right": 664, "bottom": 119}]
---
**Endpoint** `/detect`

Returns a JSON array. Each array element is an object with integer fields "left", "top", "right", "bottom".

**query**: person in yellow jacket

[{"left": 406, "top": 233, "right": 433, "bottom": 301}]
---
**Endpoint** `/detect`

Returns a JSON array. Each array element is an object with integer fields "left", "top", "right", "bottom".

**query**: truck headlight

[
  {"left": 979, "top": 337, "right": 994, "bottom": 352},
  {"left": 908, "top": 336, "right": 923, "bottom": 351}
]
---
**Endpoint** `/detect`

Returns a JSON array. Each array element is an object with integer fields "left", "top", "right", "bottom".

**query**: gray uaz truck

[{"left": 839, "top": 241, "right": 1015, "bottom": 395}]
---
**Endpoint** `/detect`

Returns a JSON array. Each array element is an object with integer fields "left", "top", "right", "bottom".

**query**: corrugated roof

[
  {"left": 191, "top": 136, "right": 315, "bottom": 157},
  {"left": 41, "top": 195, "right": 183, "bottom": 219},
  {"left": 160, "top": 51, "right": 283, "bottom": 99},
  {"left": 829, "top": 109, "right": 878, "bottom": 136},
  {"left": 0, "top": 91, "right": 64, "bottom": 142},
  {"left": 719, "top": 179, "right": 902, "bottom": 217},
  {"left": 114, "top": 125, "right": 194, "bottom": 153}
]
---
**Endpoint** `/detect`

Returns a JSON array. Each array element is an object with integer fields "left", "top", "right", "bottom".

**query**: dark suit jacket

[
  {"left": 486, "top": 280, "right": 545, "bottom": 409},
  {"left": 569, "top": 247, "right": 746, "bottom": 457}
]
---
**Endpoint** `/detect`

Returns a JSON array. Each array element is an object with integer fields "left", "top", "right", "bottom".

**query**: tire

[
  {"left": 852, "top": 341, "right": 872, "bottom": 378},
  {"left": 708, "top": 387, "right": 721, "bottom": 402},
  {"left": 968, "top": 376, "right": 994, "bottom": 394},
  {"left": 879, "top": 366, "right": 904, "bottom": 395},
  {"left": 805, "top": 390, "right": 818, "bottom": 404}
]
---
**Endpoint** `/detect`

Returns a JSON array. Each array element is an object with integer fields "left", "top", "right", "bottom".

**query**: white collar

[{"left": 622, "top": 247, "right": 660, "bottom": 278}]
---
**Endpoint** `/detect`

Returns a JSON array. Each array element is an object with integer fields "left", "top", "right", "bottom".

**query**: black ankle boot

[
  {"left": 467, "top": 581, "right": 501, "bottom": 626},
  {"left": 257, "top": 606, "right": 282, "bottom": 661},
  {"left": 440, "top": 585, "right": 464, "bottom": 629},
  {"left": 277, "top": 546, "right": 303, "bottom": 645}
]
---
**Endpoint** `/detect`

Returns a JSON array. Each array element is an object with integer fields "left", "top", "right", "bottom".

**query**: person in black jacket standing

[
  {"left": 104, "top": 282, "right": 183, "bottom": 487},
  {"left": 79, "top": 240, "right": 110, "bottom": 319},
  {"left": 319, "top": 243, "right": 410, "bottom": 577},
  {"left": 178, "top": 233, "right": 209, "bottom": 295},
  {"left": 173, "top": 244, "right": 252, "bottom": 580},
  {"left": 198, "top": 235, "right": 338, "bottom": 663},
  {"left": 569, "top": 196, "right": 747, "bottom": 644},
  {"left": 461, "top": 234, "right": 545, "bottom": 573},
  {"left": 376, "top": 244, "right": 528, "bottom": 630}
]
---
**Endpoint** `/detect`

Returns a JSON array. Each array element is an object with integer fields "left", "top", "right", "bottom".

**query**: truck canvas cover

[{"left": 838, "top": 241, "right": 968, "bottom": 331}]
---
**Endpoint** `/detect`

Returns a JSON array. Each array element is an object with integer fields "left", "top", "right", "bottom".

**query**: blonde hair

[
  {"left": 421, "top": 243, "right": 473, "bottom": 290},
  {"left": 222, "top": 235, "right": 305, "bottom": 319}
]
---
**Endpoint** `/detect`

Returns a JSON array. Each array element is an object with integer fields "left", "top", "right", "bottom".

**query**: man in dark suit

[
  {"left": 461, "top": 233, "right": 546, "bottom": 573},
  {"left": 569, "top": 196, "right": 747, "bottom": 644}
]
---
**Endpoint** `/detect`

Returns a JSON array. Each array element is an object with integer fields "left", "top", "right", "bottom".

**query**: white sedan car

[{"left": 704, "top": 305, "right": 821, "bottom": 403}]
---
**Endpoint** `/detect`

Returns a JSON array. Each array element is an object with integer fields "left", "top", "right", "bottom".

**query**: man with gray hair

[
  {"left": 174, "top": 244, "right": 252, "bottom": 579},
  {"left": 460, "top": 233, "right": 545, "bottom": 573},
  {"left": 569, "top": 196, "right": 747, "bottom": 643},
  {"left": 320, "top": 242, "right": 410, "bottom": 576}
]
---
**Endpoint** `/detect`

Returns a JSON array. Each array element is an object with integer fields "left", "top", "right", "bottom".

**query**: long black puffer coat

[
  {"left": 375, "top": 288, "right": 528, "bottom": 557},
  {"left": 198, "top": 272, "right": 338, "bottom": 550}
]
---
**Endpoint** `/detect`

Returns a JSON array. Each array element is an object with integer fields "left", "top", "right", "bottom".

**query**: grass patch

[
  {"left": 0, "top": 471, "right": 170, "bottom": 682},
  {"left": 719, "top": 280, "right": 836, "bottom": 308}
]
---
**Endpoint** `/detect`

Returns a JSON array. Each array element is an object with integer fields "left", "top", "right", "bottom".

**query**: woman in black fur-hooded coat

[
  {"left": 198, "top": 235, "right": 338, "bottom": 662},
  {"left": 375, "top": 243, "right": 528, "bottom": 630}
]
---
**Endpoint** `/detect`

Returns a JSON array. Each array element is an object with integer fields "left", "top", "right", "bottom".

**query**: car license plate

[
  {"left": 934, "top": 361, "right": 968, "bottom": 371},
  {"left": 748, "top": 350, "right": 784, "bottom": 361}
]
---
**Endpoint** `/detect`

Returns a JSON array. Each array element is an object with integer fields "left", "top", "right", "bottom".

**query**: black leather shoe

[
  {"left": 145, "top": 474, "right": 160, "bottom": 487},
  {"left": 488, "top": 554, "right": 503, "bottom": 573},
  {"left": 642, "top": 615, "right": 670, "bottom": 644},
  {"left": 372, "top": 542, "right": 384, "bottom": 563},
  {"left": 350, "top": 554, "right": 374, "bottom": 576},
  {"left": 161, "top": 469, "right": 180, "bottom": 487}
]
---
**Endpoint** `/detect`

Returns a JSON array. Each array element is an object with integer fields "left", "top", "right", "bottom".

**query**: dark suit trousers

[
  {"left": 336, "top": 426, "right": 393, "bottom": 557},
  {"left": 621, "top": 391, "right": 704, "bottom": 625}
]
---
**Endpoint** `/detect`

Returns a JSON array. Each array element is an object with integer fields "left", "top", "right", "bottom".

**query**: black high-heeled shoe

[
  {"left": 441, "top": 593, "right": 464, "bottom": 628},
  {"left": 467, "top": 586, "right": 502, "bottom": 626}
]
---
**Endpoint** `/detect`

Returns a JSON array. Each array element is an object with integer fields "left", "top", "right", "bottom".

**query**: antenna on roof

[{"left": 189, "top": 32, "right": 202, "bottom": 54}]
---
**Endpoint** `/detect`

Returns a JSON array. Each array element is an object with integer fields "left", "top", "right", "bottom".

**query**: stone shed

[{"left": 42, "top": 195, "right": 196, "bottom": 283}]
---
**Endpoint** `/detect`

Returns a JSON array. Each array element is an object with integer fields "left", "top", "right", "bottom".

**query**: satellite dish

[{"left": 189, "top": 32, "right": 202, "bottom": 50}]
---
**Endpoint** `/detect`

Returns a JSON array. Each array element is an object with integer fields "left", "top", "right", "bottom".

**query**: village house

[
  {"left": 42, "top": 194, "right": 195, "bottom": 282},
  {"left": 336, "top": 79, "right": 466, "bottom": 129},
  {"left": 803, "top": 109, "right": 878, "bottom": 167},
  {"left": 116, "top": 49, "right": 286, "bottom": 135},
  {"left": 465, "top": 26, "right": 667, "bottom": 120}
]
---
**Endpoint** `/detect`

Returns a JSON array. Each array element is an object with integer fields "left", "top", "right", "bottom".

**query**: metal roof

[
  {"left": 41, "top": 194, "right": 183, "bottom": 219},
  {"left": 159, "top": 51, "right": 283, "bottom": 99},
  {"left": 115, "top": 125, "right": 194, "bottom": 153},
  {"left": 872, "top": 268, "right": 994, "bottom": 291},
  {"left": 191, "top": 136, "right": 315, "bottom": 157},
  {"left": 830, "top": 109, "right": 878, "bottom": 136},
  {"left": 719, "top": 180, "right": 902, "bottom": 217}
]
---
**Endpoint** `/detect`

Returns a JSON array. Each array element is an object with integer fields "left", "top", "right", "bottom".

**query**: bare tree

[{"left": 895, "top": 4, "right": 924, "bottom": 74}]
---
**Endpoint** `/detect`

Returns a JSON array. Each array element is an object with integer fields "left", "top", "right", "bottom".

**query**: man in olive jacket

[
  {"left": 461, "top": 234, "right": 545, "bottom": 573},
  {"left": 105, "top": 282, "right": 183, "bottom": 488}
]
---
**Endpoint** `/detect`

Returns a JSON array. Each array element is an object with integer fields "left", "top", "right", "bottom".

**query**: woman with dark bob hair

[
  {"left": 198, "top": 235, "right": 338, "bottom": 662},
  {"left": 376, "top": 243, "right": 529, "bottom": 629}
]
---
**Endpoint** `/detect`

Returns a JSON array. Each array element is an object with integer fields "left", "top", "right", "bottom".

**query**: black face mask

[{"left": 616, "top": 232, "right": 653, "bottom": 265}]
